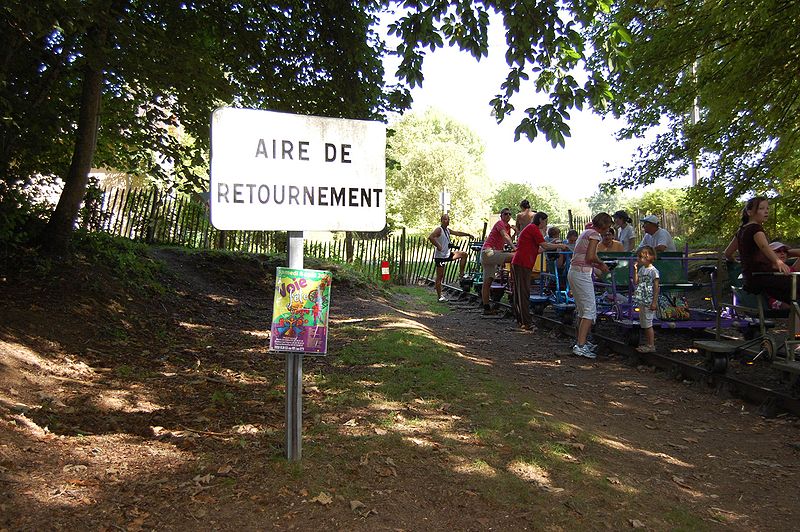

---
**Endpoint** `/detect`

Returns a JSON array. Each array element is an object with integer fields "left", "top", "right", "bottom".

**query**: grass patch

[
  {"left": 71, "top": 230, "right": 166, "bottom": 293},
  {"left": 665, "top": 507, "right": 711, "bottom": 531},
  {"left": 391, "top": 285, "right": 450, "bottom": 312}
]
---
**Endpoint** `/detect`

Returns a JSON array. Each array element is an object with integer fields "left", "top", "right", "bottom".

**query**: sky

[{"left": 381, "top": 13, "right": 692, "bottom": 201}]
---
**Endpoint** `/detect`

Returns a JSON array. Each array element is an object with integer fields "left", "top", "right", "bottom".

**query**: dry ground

[{"left": 1, "top": 246, "right": 799, "bottom": 531}]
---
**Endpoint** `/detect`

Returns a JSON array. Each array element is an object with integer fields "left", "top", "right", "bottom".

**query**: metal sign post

[
  {"left": 440, "top": 189, "right": 451, "bottom": 214},
  {"left": 285, "top": 230, "right": 304, "bottom": 461}
]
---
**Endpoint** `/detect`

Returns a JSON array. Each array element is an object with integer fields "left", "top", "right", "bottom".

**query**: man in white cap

[
  {"left": 637, "top": 215, "right": 676, "bottom": 253},
  {"left": 770, "top": 241, "right": 800, "bottom": 272}
]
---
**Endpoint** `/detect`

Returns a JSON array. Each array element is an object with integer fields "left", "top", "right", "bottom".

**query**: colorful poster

[{"left": 270, "top": 267, "right": 332, "bottom": 354}]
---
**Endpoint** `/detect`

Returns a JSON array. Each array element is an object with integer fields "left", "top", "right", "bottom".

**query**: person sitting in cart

[
  {"left": 565, "top": 229, "right": 579, "bottom": 251},
  {"left": 771, "top": 241, "right": 800, "bottom": 272},
  {"left": 429, "top": 213, "right": 474, "bottom": 302},
  {"left": 767, "top": 241, "right": 800, "bottom": 309},
  {"left": 724, "top": 197, "right": 800, "bottom": 349},
  {"left": 637, "top": 215, "right": 676, "bottom": 253},
  {"left": 634, "top": 245, "right": 660, "bottom": 353},
  {"left": 723, "top": 197, "right": 800, "bottom": 303},
  {"left": 544, "top": 225, "right": 567, "bottom": 273},
  {"left": 613, "top": 210, "right": 636, "bottom": 252},
  {"left": 597, "top": 228, "right": 624, "bottom": 252},
  {"left": 510, "top": 212, "right": 570, "bottom": 331},
  {"left": 481, "top": 208, "right": 517, "bottom": 315}
]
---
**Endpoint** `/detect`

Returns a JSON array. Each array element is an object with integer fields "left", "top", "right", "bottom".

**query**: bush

[{"left": 70, "top": 230, "right": 165, "bottom": 293}]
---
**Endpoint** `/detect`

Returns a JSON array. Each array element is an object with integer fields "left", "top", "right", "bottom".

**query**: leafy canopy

[
  {"left": 1, "top": 0, "right": 409, "bottom": 251},
  {"left": 387, "top": 0, "right": 632, "bottom": 149},
  {"left": 1, "top": 0, "right": 405, "bottom": 191},
  {"left": 602, "top": 0, "right": 800, "bottom": 236}
]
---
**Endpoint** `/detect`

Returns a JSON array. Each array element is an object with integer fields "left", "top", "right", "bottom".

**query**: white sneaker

[
  {"left": 585, "top": 341, "right": 598, "bottom": 351},
  {"left": 438, "top": 296, "right": 448, "bottom": 302},
  {"left": 572, "top": 344, "right": 597, "bottom": 359}
]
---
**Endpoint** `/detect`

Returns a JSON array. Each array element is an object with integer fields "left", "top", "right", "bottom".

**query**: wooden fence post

[
  {"left": 345, "top": 231, "right": 354, "bottom": 263},
  {"left": 400, "top": 227, "right": 407, "bottom": 285},
  {"left": 145, "top": 189, "right": 161, "bottom": 244},
  {"left": 568, "top": 209, "right": 574, "bottom": 231}
]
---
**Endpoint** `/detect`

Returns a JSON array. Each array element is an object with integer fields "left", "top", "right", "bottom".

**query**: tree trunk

[
  {"left": 41, "top": 5, "right": 114, "bottom": 254},
  {"left": 41, "top": 64, "right": 103, "bottom": 254}
]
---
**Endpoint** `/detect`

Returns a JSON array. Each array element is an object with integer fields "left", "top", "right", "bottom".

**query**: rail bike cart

[
  {"left": 457, "top": 240, "right": 484, "bottom": 295},
  {"left": 598, "top": 252, "right": 760, "bottom": 346},
  {"left": 532, "top": 250, "right": 576, "bottom": 323},
  {"left": 694, "top": 263, "right": 800, "bottom": 376},
  {"left": 472, "top": 243, "right": 512, "bottom": 306}
]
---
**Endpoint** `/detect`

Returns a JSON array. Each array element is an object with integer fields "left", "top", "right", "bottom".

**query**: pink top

[
  {"left": 571, "top": 228, "right": 601, "bottom": 268},
  {"left": 483, "top": 220, "right": 511, "bottom": 251}
]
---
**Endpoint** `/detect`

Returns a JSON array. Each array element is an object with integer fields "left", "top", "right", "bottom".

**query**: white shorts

[
  {"left": 567, "top": 269, "right": 596, "bottom": 321},
  {"left": 481, "top": 249, "right": 514, "bottom": 277},
  {"left": 639, "top": 308, "right": 655, "bottom": 329}
]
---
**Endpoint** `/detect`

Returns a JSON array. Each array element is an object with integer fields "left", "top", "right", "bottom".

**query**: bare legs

[
  {"left": 577, "top": 317, "right": 593, "bottom": 345},
  {"left": 643, "top": 326, "right": 655, "bottom": 348}
]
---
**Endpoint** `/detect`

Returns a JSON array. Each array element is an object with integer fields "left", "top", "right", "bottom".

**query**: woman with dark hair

[
  {"left": 613, "top": 210, "right": 635, "bottom": 252},
  {"left": 567, "top": 212, "right": 612, "bottom": 358},
  {"left": 510, "top": 211, "right": 569, "bottom": 330},
  {"left": 723, "top": 196, "right": 800, "bottom": 302},
  {"left": 516, "top": 199, "right": 533, "bottom": 236}
]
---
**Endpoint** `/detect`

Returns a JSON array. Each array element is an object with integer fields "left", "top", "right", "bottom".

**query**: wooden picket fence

[
  {"left": 567, "top": 209, "right": 683, "bottom": 241},
  {"left": 81, "top": 187, "right": 479, "bottom": 286}
]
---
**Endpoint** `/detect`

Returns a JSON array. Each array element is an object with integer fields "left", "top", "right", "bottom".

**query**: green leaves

[
  {"left": 385, "top": 108, "right": 487, "bottom": 231},
  {"left": 389, "top": 0, "right": 633, "bottom": 146},
  {"left": 604, "top": 0, "right": 800, "bottom": 235}
]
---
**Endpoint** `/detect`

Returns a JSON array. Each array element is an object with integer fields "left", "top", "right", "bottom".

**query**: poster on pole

[{"left": 270, "top": 267, "right": 332, "bottom": 354}]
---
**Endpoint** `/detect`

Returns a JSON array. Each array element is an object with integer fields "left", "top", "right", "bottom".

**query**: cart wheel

[
  {"left": 623, "top": 327, "right": 639, "bottom": 347},
  {"left": 704, "top": 353, "right": 728, "bottom": 374},
  {"left": 760, "top": 337, "right": 776, "bottom": 362},
  {"left": 561, "top": 311, "right": 574, "bottom": 326}
]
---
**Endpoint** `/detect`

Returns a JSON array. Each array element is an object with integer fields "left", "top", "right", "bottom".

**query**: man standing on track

[{"left": 429, "top": 214, "right": 474, "bottom": 302}]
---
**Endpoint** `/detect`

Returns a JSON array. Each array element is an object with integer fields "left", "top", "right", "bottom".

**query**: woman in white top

[{"left": 613, "top": 210, "right": 635, "bottom": 252}]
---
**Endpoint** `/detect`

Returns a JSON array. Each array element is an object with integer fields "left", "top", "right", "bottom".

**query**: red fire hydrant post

[{"left": 380, "top": 260, "right": 390, "bottom": 282}]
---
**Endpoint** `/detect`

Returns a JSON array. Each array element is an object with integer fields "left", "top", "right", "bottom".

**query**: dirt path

[{"left": 420, "top": 297, "right": 800, "bottom": 529}]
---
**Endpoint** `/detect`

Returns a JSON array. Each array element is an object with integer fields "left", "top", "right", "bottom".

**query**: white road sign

[{"left": 210, "top": 107, "right": 386, "bottom": 231}]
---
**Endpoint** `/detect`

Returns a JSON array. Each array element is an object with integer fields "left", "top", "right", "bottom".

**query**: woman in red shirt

[{"left": 510, "top": 212, "right": 569, "bottom": 330}]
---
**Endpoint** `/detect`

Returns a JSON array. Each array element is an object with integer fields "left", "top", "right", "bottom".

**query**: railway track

[{"left": 428, "top": 278, "right": 800, "bottom": 418}]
